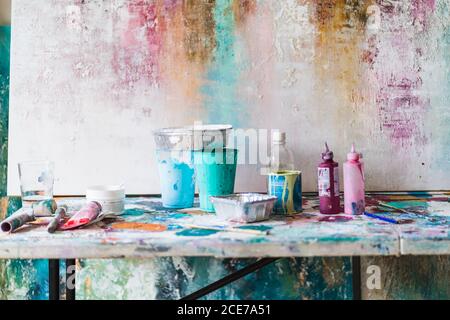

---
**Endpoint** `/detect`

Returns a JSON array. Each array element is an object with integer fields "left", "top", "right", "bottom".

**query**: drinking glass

[{"left": 18, "top": 161, "right": 54, "bottom": 208}]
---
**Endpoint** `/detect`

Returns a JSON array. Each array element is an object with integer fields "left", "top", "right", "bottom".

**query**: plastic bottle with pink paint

[
  {"left": 343, "top": 144, "right": 365, "bottom": 215},
  {"left": 318, "top": 142, "right": 340, "bottom": 214}
]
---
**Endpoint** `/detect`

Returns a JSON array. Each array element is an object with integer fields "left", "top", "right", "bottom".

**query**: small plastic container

[
  {"left": 210, "top": 193, "right": 277, "bottom": 223},
  {"left": 86, "top": 185, "right": 125, "bottom": 215}
]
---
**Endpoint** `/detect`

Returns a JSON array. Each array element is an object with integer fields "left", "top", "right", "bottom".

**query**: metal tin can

[
  {"left": 210, "top": 193, "right": 277, "bottom": 223},
  {"left": 268, "top": 170, "right": 302, "bottom": 214}
]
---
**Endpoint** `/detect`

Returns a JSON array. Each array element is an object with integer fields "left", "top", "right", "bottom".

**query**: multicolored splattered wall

[{"left": 7, "top": 0, "right": 450, "bottom": 194}]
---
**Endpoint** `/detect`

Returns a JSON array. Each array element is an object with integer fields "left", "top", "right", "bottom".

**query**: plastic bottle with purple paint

[
  {"left": 318, "top": 142, "right": 340, "bottom": 214},
  {"left": 343, "top": 144, "right": 365, "bottom": 215}
]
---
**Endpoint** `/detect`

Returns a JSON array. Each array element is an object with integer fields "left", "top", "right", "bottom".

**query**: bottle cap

[
  {"left": 322, "top": 142, "right": 334, "bottom": 160},
  {"left": 347, "top": 143, "right": 360, "bottom": 161},
  {"left": 272, "top": 131, "right": 286, "bottom": 143}
]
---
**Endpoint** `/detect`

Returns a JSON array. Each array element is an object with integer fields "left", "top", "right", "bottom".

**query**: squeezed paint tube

[
  {"left": 1, "top": 209, "right": 35, "bottom": 233},
  {"left": 47, "top": 205, "right": 68, "bottom": 233},
  {"left": 32, "top": 199, "right": 57, "bottom": 217},
  {"left": 60, "top": 201, "right": 102, "bottom": 230}
]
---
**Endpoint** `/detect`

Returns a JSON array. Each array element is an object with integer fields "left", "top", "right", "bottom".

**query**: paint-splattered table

[{"left": 0, "top": 192, "right": 449, "bottom": 300}]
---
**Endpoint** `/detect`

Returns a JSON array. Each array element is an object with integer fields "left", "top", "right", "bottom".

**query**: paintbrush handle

[
  {"left": 378, "top": 202, "right": 410, "bottom": 214},
  {"left": 1, "top": 209, "right": 35, "bottom": 233},
  {"left": 47, "top": 205, "right": 68, "bottom": 233},
  {"left": 364, "top": 212, "right": 398, "bottom": 224}
]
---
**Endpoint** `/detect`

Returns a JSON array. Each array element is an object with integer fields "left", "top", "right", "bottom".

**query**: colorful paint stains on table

[
  {"left": 0, "top": 193, "right": 449, "bottom": 299},
  {"left": 1, "top": 193, "right": 449, "bottom": 259},
  {"left": 0, "top": 196, "right": 401, "bottom": 259},
  {"left": 364, "top": 192, "right": 450, "bottom": 254}
]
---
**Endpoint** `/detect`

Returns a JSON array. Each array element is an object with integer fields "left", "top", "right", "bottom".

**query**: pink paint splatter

[
  {"left": 364, "top": 1, "right": 434, "bottom": 148},
  {"left": 411, "top": 0, "right": 436, "bottom": 27},
  {"left": 318, "top": 215, "right": 352, "bottom": 223},
  {"left": 376, "top": 74, "right": 429, "bottom": 146},
  {"left": 112, "top": 0, "right": 165, "bottom": 87}
]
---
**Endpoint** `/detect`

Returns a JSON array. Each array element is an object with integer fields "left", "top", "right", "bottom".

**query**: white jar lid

[{"left": 86, "top": 185, "right": 125, "bottom": 201}]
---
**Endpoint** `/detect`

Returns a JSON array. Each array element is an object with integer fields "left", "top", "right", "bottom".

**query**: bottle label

[
  {"left": 334, "top": 166, "right": 340, "bottom": 196},
  {"left": 318, "top": 167, "right": 330, "bottom": 197}
]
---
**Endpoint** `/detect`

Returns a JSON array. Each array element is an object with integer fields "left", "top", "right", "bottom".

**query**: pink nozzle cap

[{"left": 347, "top": 143, "right": 360, "bottom": 161}]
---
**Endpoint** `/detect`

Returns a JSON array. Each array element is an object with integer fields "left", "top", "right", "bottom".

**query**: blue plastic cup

[
  {"left": 156, "top": 150, "right": 195, "bottom": 208},
  {"left": 154, "top": 128, "right": 195, "bottom": 209}
]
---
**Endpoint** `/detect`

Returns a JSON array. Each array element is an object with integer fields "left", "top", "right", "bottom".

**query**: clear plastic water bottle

[{"left": 269, "top": 131, "right": 295, "bottom": 172}]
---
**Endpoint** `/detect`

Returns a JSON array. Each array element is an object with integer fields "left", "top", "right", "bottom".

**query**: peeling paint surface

[{"left": 6, "top": 0, "right": 450, "bottom": 194}]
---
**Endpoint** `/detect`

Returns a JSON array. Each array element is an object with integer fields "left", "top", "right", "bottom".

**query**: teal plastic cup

[{"left": 194, "top": 148, "right": 238, "bottom": 212}]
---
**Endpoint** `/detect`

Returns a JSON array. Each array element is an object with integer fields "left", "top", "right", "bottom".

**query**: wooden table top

[{"left": 0, "top": 192, "right": 448, "bottom": 259}]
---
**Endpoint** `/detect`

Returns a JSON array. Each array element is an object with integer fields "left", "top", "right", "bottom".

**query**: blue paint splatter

[
  {"left": 167, "top": 224, "right": 183, "bottom": 231},
  {"left": 150, "top": 212, "right": 190, "bottom": 223},
  {"left": 168, "top": 213, "right": 190, "bottom": 219},
  {"left": 238, "top": 225, "right": 273, "bottom": 231},
  {"left": 248, "top": 237, "right": 269, "bottom": 243}
]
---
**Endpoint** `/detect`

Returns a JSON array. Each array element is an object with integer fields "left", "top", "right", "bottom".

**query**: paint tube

[
  {"left": 47, "top": 205, "right": 68, "bottom": 233},
  {"left": 32, "top": 199, "right": 57, "bottom": 217},
  {"left": 1, "top": 209, "right": 35, "bottom": 233},
  {"left": 60, "top": 201, "right": 102, "bottom": 230}
]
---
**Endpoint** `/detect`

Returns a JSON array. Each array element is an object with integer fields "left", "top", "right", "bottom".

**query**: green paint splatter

[
  {"left": 123, "top": 208, "right": 151, "bottom": 216},
  {"left": 176, "top": 228, "right": 219, "bottom": 237},
  {"left": 248, "top": 237, "right": 268, "bottom": 243},
  {"left": 387, "top": 201, "right": 428, "bottom": 210},
  {"left": 238, "top": 225, "right": 272, "bottom": 231},
  {"left": 0, "top": 197, "right": 51, "bottom": 300},
  {"left": 406, "top": 191, "right": 434, "bottom": 198},
  {"left": 201, "top": 0, "right": 246, "bottom": 126},
  {"left": 168, "top": 213, "right": 190, "bottom": 219},
  {"left": 0, "top": 26, "right": 10, "bottom": 196}
]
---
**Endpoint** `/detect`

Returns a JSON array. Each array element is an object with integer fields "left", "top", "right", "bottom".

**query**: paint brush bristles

[{"left": 182, "top": 224, "right": 269, "bottom": 236}]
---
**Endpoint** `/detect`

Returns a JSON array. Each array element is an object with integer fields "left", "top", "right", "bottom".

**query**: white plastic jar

[{"left": 86, "top": 185, "right": 125, "bottom": 215}]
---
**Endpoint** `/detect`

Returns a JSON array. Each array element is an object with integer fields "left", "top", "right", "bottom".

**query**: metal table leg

[
  {"left": 66, "top": 259, "right": 76, "bottom": 300},
  {"left": 352, "top": 256, "right": 362, "bottom": 300},
  {"left": 181, "top": 258, "right": 279, "bottom": 300},
  {"left": 48, "top": 259, "right": 60, "bottom": 300}
]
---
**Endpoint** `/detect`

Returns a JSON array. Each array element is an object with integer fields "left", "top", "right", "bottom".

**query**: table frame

[{"left": 49, "top": 257, "right": 362, "bottom": 300}]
